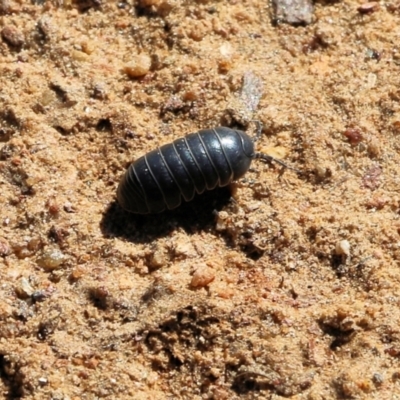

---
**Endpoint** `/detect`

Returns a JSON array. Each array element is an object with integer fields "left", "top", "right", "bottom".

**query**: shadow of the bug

[{"left": 100, "top": 187, "right": 232, "bottom": 244}]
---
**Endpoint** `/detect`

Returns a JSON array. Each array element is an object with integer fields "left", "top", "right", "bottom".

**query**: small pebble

[
  {"left": 15, "top": 277, "right": 34, "bottom": 298},
  {"left": 315, "top": 164, "right": 332, "bottom": 181},
  {"left": 1, "top": 25, "right": 24, "bottom": 47},
  {"left": 0, "top": 0, "right": 11, "bottom": 14},
  {"left": 372, "top": 372, "right": 384, "bottom": 385},
  {"left": 38, "top": 377, "right": 48, "bottom": 386},
  {"left": 335, "top": 240, "right": 351, "bottom": 257},
  {"left": 92, "top": 83, "right": 107, "bottom": 100},
  {"left": 0, "top": 238, "right": 10, "bottom": 256},
  {"left": 149, "top": 245, "right": 169, "bottom": 270},
  {"left": 37, "top": 16, "right": 54, "bottom": 40},
  {"left": 124, "top": 54, "right": 151, "bottom": 78},
  {"left": 188, "top": 21, "right": 209, "bottom": 42},
  {"left": 272, "top": 0, "right": 314, "bottom": 25},
  {"left": 191, "top": 265, "right": 215, "bottom": 288},
  {"left": 12, "top": 236, "right": 42, "bottom": 259},
  {"left": 32, "top": 290, "right": 51, "bottom": 303},
  {"left": 216, "top": 211, "right": 229, "bottom": 231},
  {"left": 27, "top": 236, "right": 42, "bottom": 253},
  {"left": 70, "top": 266, "right": 86, "bottom": 280},
  {"left": 37, "top": 248, "right": 66, "bottom": 271},
  {"left": 174, "top": 241, "right": 197, "bottom": 259},
  {"left": 63, "top": 202, "right": 76, "bottom": 213},
  {"left": 138, "top": 0, "right": 162, "bottom": 6},
  {"left": 363, "top": 165, "right": 382, "bottom": 190},
  {"left": 71, "top": 49, "right": 89, "bottom": 62},
  {"left": 40, "top": 89, "right": 57, "bottom": 107},
  {"left": 343, "top": 127, "right": 363, "bottom": 145},
  {"left": 259, "top": 145, "right": 288, "bottom": 160},
  {"left": 357, "top": 2, "right": 380, "bottom": 14},
  {"left": 368, "top": 138, "right": 381, "bottom": 158},
  {"left": 81, "top": 40, "right": 95, "bottom": 55},
  {"left": 182, "top": 89, "right": 199, "bottom": 102},
  {"left": 0, "top": 0, "right": 10, "bottom": 13}
]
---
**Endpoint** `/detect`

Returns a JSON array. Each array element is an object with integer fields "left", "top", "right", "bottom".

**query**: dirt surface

[{"left": 1, "top": 0, "right": 400, "bottom": 399}]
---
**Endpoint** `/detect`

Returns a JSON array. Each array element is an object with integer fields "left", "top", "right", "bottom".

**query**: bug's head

[
  {"left": 237, "top": 130, "right": 256, "bottom": 159},
  {"left": 117, "top": 168, "right": 151, "bottom": 214},
  {"left": 228, "top": 130, "right": 255, "bottom": 180}
]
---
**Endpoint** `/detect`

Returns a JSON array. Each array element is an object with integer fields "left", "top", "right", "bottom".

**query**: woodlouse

[{"left": 117, "top": 125, "right": 292, "bottom": 214}]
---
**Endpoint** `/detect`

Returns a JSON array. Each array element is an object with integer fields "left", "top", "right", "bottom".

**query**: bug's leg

[{"left": 255, "top": 152, "right": 301, "bottom": 173}]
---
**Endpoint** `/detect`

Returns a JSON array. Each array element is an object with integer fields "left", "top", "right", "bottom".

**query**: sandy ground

[{"left": 1, "top": 0, "right": 400, "bottom": 399}]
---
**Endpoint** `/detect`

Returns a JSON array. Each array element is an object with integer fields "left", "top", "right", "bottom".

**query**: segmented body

[{"left": 117, "top": 127, "right": 255, "bottom": 214}]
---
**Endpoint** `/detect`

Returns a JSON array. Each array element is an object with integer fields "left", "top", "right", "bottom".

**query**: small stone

[
  {"left": 32, "top": 290, "right": 52, "bottom": 303},
  {"left": 12, "top": 245, "right": 28, "bottom": 259},
  {"left": 92, "top": 83, "right": 107, "bottom": 100},
  {"left": 1, "top": 25, "right": 24, "bottom": 47},
  {"left": 357, "top": 2, "right": 380, "bottom": 14},
  {"left": 70, "top": 266, "right": 85, "bottom": 280},
  {"left": 37, "top": 16, "right": 54, "bottom": 40},
  {"left": 138, "top": 0, "right": 162, "bottom": 5},
  {"left": 372, "top": 372, "right": 384, "bottom": 385},
  {"left": 343, "top": 127, "right": 363, "bottom": 145},
  {"left": 0, "top": 0, "right": 11, "bottom": 14},
  {"left": 81, "top": 40, "right": 95, "bottom": 55},
  {"left": 216, "top": 211, "right": 229, "bottom": 231},
  {"left": 27, "top": 236, "right": 42, "bottom": 253},
  {"left": 174, "top": 241, "right": 197, "bottom": 259},
  {"left": 63, "top": 202, "right": 76, "bottom": 213},
  {"left": 37, "top": 248, "right": 66, "bottom": 271},
  {"left": 191, "top": 265, "right": 215, "bottom": 288},
  {"left": 188, "top": 20, "right": 209, "bottom": 41},
  {"left": 368, "top": 138, "right": 381, "bottom": 158},
  {"left": 160, "top": 95, "right": 184, "bottom": 115},
  {"left": 314, "top": 164, "right": 332, "bottom": 181},
  {"left": 84, "top": 357, "right": 100, "bottom": 369},
  {"left": 0, "top": 238, "right": 10, "bottom": 256},
  {"left": 40, "top": 89, "right": 57, "bottom": 106},
  {"left": 335, "top": 240, "right": 351, "bottom": 257},
  {"left": 15, "top": 277, "right": 34, "bottom": 298},
  {"left": 149, "top": 248, "right": 167, "bottom": 269},
  {"left": 124, "top": 54, "right": 151, "bottom": 78},
  {"left": 71, "top": 49, "right": 89, "bottom": 62},
  {"left": 209, "top": 367, "right": 221, "bottom": 378},
  {"left": 272, "top": 0, "right": 314, "bottom": 25},
  {"left": 259, "top": 146, "right": 288, "bottom": 160},
  {"left": 363, "top": 165, "right": 382, "bottom": 190},
  {"left": 182, "top": 89, "right": 199, "bottom": 102},
  {"left": 38, "top": 377, "right": 48, "bottom": 386}
]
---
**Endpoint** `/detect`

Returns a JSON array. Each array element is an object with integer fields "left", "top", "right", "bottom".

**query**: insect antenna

[
  {"left": 249, "top": 120, "right": 301, "bottom": 173},
  {"left": 254, "top": 152, "right": 301, "bottom": 173}
]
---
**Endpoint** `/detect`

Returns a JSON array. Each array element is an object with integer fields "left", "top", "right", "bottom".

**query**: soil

[{"left": 1, "top": 0, "right": 400, "bottom": 399}]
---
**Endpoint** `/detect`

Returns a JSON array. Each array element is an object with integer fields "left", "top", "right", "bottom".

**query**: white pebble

[
  {"left": 124, "top": 54, "right": 151, "bottom": 78},
  {"left": 335, "top": 240, "right": 351, "bottom": 257}
]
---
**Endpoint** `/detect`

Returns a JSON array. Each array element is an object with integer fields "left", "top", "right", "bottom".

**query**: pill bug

[{"left": 117, "top": 125, "right": 292, "bottom": 214}]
